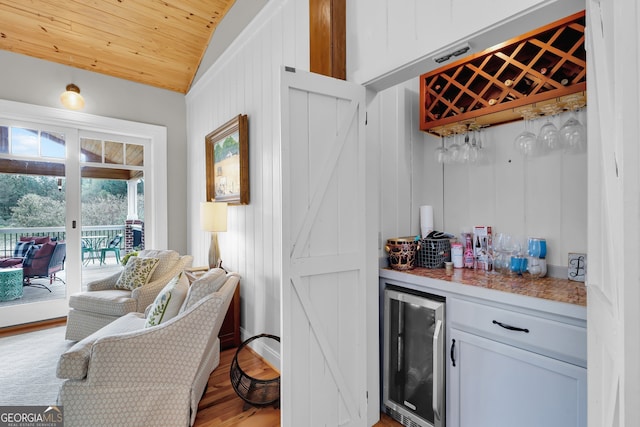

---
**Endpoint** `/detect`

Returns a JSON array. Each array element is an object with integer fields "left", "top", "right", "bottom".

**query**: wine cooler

[{"left": 383, "top": 287, "right": 445, "bottom": 427}]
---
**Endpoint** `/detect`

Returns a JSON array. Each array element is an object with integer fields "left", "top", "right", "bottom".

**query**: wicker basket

[
  {"left": 417, "top": 238, "right": 451, "bottom": 268},
  {"left": 230, "top": 334, "right": 280, "bottom": 407}
]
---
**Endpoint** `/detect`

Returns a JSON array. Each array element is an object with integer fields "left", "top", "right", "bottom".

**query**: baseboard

[{"left": 0, "top": 317, "right": 66, "bottom": 338}]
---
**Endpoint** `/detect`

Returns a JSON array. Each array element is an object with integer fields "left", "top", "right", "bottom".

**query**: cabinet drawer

[{"left": 448, "top": 298, "right": 586, "bottom": 367}]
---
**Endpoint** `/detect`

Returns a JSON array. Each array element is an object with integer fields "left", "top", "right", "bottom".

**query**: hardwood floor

[
  {"left": 195, "top": 346, "right": 402, "bottom": 427},
  {"left": 1, "top": 320, "right": 402, "bottom": 427}
]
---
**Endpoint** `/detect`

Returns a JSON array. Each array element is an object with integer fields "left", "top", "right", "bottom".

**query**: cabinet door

[{"left": 448, "top": 329, "right": 586, "bottom": 427}]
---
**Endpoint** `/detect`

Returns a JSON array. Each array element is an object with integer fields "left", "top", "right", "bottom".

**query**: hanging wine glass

[
  {"left": 460, "top": 124, "right": 473, "bottom": 163},
  {"left": 448, "top": 126, "right": 464, "bottom": 163},
  {"left": 467, "top": 125, "right": 481, "bottom": 163},
  {"left": 537, "top": 104, "right": 561, "bottom": 153},
  {"left": 514, "top": 107, "right": 538, "bottom": 157},
  {"left": 435, "top": 134, "right": 450, "bottom": 164},
  {"left": 560, "top": 95, "right": 587, "bottom": 154}
]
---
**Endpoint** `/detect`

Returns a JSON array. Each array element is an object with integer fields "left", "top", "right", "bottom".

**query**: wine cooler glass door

[{"left": 384, "top": 288, "right": 445, "bottom": 427}]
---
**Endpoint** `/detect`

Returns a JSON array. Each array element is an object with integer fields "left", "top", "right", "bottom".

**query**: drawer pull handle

[{"left": 492, "top": 320, "right": 529, "bottom": 333}]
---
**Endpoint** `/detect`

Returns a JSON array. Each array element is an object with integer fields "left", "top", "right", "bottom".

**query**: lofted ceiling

[{"left": 0, "top": 0, "right": 238, "bottom": 94}]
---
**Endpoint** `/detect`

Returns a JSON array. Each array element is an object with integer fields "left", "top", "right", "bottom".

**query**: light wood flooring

[
  {"left": 0, "top": 321, "right": 402, "bottom": 427},
  {"left": 195, "top": 346, "right": 402, "bottom": 427}
]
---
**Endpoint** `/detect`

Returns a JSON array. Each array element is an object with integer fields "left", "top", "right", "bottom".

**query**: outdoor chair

[
  {"left": 99, "top": 234, "right": 122, "bottom": 264},
  {"left": 23, "top": 241, "right": 67, "bottom": 291},
  {"left": 0, "top": 236, "right": 51, "bottom": 268}
]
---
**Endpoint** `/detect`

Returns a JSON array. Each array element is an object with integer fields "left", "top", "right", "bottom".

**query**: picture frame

[{"left": 205, "top": 114, "right": 249, "bottom": 205}]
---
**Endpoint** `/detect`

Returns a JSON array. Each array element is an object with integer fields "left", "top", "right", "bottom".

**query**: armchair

[
  {"left": 57, "top": 271, "right": 240, "bottom": 427},
  {"left": 65, "top": 249, "right": 193, "bottom": 341}
]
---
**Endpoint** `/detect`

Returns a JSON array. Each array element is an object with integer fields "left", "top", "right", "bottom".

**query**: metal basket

[
  {"left": 417, "top": 238, "right": 451, "bottom": 268},
  {"left": 230, "top": 334, "right": 280, "bottom": 408}
]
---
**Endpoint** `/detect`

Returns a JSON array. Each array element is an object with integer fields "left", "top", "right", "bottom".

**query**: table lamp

[{"left": 200, "top": 201, "right": 228, "bottom": 269}]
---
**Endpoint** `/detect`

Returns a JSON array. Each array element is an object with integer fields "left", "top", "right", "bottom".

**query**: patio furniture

[
  {"left": 99, "top": 234, "right": 122, "bottom": 265},
  {"left": 82, "top": 235, "right": 107, "bottom": 265},
  {"left": 0, "top": 236, "right": 51, "bottom": 268},
  {"left": 65, "top": 249, "right": 193, "bottom": 341},
  {"left": 0, "top": 268, "right": 23, "bottom": 301},
  {"left": 23, "top": 241, "right": 67, "bottom": 291}
]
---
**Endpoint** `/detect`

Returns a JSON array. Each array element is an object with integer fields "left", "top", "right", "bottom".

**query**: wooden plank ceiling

[{"left": 0, "top": 0, "right": 237, "bottom": 93}]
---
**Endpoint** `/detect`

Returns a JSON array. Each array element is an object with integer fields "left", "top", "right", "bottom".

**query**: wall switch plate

[{"left": 568, "top": 253, "right": 587, "bottom": 282}]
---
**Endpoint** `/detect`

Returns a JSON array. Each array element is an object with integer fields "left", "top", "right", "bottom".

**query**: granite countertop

[{"left": 384, "top": 267, "right": 587, "bottom": 307}]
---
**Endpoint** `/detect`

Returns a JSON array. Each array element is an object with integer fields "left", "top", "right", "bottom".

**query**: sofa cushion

[
  {"left": 13, "top": 240, "right": 34, "bottom": 257},
  {"left": 28, "top": 241, "right": 56, "bottom": 270},
  {"left": 180, "top": 268, "right": 227, "bottom": 312},
  {"left": 144, "top": 272, "right": 189, "bottom": 328},
  {"left": 115, "top": 256, "right": 160, "bottom": 290},
  {"left": 20, "top": 236, "right": 51, "bottom": 245},
  {"left": 0, "top": 258, "right": 22, "bottom": 268},
  {"left": 69, "top": 290, "right": 138, "bottom": 316},
  {"left": 138, "top": 250, "right": 179, "bottom": 281},
  {"left": 57, "top": 312, "right": 146, "bottom": 380}
]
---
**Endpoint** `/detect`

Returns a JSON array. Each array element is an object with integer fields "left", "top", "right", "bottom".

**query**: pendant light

[{"left": 60, "top": 84, "right": 85, "bottom": 110}]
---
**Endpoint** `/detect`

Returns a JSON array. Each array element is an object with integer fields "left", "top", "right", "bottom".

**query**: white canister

[{"left": 451, "top": 242, "right": 464, "bottom": 268}]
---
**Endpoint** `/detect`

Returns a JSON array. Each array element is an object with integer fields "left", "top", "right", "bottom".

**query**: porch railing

[{"left": 0, "top": 226, "right": 126, "bottom": 258}]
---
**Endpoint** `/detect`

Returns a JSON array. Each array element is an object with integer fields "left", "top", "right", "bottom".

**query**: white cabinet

[{"left": 447, "top": 298, "right": 587, "bottom": 427}]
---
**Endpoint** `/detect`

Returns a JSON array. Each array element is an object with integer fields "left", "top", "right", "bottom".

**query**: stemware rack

[{"left": 420, "top": 11, "right": 586, "bottom": 136}]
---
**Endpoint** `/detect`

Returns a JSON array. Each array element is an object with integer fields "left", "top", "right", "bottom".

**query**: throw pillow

[
  {"left": 144, "top": 271, "right": 190, "bottom": 328},
  {"left": 13, "top": 240, "right": 34, "bottom": 257},
  {"left": 114, "top": 256, "right": 160, "bottom": 290},
  {"left": 21, "top": 244, "right": 42, "bottom": 267},
  {"left": 180, "top": 268, "right": 227, "bottom": 312}
]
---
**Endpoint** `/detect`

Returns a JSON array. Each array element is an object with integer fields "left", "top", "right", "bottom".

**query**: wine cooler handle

[
  {"left": 432, "top": 319, "right": 443, "bottom": 421},
  {"left": 450, "top": 338, "right": 456, "bottom": 367}
]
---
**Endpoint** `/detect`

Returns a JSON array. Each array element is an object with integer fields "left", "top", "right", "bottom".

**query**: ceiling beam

[{"left": 309, "top": 0, "right": 345, "bottom": 80}]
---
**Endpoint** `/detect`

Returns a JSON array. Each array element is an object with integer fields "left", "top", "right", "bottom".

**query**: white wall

[
  {"left": 185, "top": 0, "right": 309, "bottom": 367},
  {"left": 347, "top": 0, "right": 584, "bottom": 91},
  {"left": 0, "top": 50, "right": 188, "bottom": 253},
  {"left": 373, "top": 79, "right": 588, "bottom": 270}
]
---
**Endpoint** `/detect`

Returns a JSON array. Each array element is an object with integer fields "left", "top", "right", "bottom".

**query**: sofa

[
  {"left": 65, "top": 249, "right": 193, "bottom": 341},
  {"left": 57, "top": 268, "right": 240, "bottom": 427},
  {"left": 0, "top": 236, "right": 66, "bottom": 289}
]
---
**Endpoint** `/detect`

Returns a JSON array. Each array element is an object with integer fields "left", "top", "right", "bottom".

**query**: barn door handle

[{"left": 492, "top": 320, "right": 529, "bottom": 333}]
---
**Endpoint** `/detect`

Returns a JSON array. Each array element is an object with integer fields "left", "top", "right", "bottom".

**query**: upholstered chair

[
  {"left": 57, "top": 270, "right": 239, "bottom": 427},
  {"left": 65, "top": 249, "right": 193, "bottom": 341}
]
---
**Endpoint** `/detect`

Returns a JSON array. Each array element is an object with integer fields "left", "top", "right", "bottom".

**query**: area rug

[{"left": 0, "top": 326, "right": 72, "bottom": 405}]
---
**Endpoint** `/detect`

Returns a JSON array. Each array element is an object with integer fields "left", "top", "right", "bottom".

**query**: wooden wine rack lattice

[{"left": 420, "top": 11, "right": 586, "bottom": 135}]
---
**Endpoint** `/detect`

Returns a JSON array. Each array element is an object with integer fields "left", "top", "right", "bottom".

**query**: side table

[
  {"left": 185, "top": 267, "right": 242, "bottom": 350},
  {"left": 0, "top": 268, "right": 23, "bottom": 301}
]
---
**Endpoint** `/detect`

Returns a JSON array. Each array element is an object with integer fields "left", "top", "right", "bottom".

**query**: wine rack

[{"left": 420, "top": 11, "right": 586, "bottom": 135}]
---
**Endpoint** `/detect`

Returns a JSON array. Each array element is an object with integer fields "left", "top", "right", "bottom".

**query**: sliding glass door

[
  {"left": 0, "top": 100, "right": 166, "bottom": 328},
  {"left": 0, "top": 121, "right": 79, "bottom": 325},
  {"left": 79, "top": 131, "right": 147, "bottom": 287}
]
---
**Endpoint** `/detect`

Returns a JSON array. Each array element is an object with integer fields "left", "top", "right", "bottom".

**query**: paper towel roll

[{"left": 420, "top": 205, "right": 434, "bottom": 238}]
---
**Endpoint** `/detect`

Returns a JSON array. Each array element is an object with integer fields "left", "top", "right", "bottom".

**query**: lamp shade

[
  {"left": 200, "top": 201, "right": 228, "bottom": 232},
  {"left": 60, "top": 84, "right": 85, "bottom": 110}
]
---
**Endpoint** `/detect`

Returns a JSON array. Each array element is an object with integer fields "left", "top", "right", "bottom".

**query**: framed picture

[{"left": 206, "top": 114, "right": 249, "bottom": 205}]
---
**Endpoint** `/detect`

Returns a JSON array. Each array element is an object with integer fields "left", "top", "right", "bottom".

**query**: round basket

[
  {"left": 385, "top": 237, "right": 421, "bottom": 270},
  {"left": 230, "top": 334, "right": 281, "bottom": 407}
]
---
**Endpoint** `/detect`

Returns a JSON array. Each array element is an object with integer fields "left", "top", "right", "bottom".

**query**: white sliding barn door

[
  {"left": 586, "top": 1, "right": 640, "bottom": 426},
  {"left": 281, "top": 68, "right": 367, "bottom": 427}
]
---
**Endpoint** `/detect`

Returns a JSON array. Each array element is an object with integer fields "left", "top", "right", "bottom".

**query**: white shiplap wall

[
  {"left": 347, "top": 0, "right": 585, "bottom": 91},
  {"left": 374, "top": 79, "right": 588, "bottom": 269},
  {"left": 185, "top": 0, "right": 309, "bottom": 367}
]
